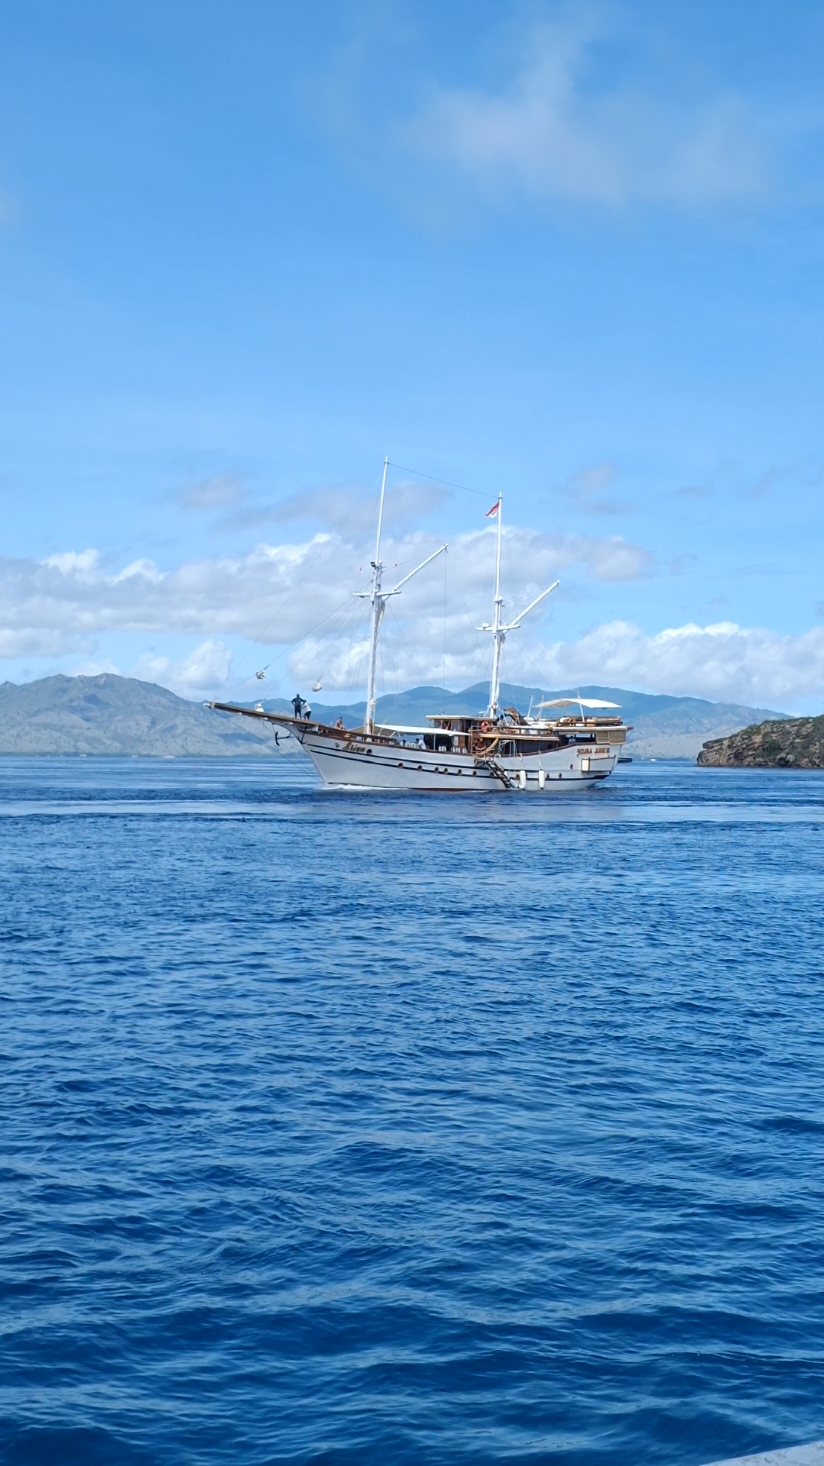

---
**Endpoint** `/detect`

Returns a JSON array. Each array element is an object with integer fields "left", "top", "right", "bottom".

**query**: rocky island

[{"left": 698, "top": 716, "right": 824, "bottom": 768}]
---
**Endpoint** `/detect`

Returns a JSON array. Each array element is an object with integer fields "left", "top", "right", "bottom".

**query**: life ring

[{"left": 480, "top": 720, "right": 490, "bottom": 733}]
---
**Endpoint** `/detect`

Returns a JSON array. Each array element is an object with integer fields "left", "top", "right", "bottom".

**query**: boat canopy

[
  {"left": 373, "top": 723, "right": 434, "bottom": 735},
  {"left": 536, "top": 697, "right": 620, "bottom": 710}
]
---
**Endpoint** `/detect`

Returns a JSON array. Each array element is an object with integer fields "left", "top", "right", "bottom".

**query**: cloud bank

[
  {"left": 0, "top": 525, "right": 651, "bottom": 657},
  {"left": 115, "top": 619, "right": 824, "bottom": 711},
  {"left": 3, "top": 535, "right": 822, "bottom": 710},
  {"left": 286, "top": 620, "right": 824, "bottom": 712},
  {"left": 522, "top": 621, "right": 824, "bottom": 710}
]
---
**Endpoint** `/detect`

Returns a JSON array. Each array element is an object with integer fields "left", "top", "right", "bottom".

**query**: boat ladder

[{"left": 476, "top": 756, "right": 515, "bottom": 790}]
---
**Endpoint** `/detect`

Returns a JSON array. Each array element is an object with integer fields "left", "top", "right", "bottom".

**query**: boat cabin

[{"left": 384, "top": 707, "right": 630, "bottom": 757}]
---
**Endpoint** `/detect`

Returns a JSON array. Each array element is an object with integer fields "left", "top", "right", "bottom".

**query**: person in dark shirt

[{"left": 291, "top": 693, "right": 305, "bottom": 719}]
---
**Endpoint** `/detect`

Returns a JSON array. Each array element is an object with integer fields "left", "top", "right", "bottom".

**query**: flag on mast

[{"left": 486, "top": 499, "right": 500, "bottom": 517}]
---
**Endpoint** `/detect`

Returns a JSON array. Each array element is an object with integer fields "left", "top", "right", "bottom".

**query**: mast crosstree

[
  {"left": 358, "top": 456, "right": 447, "bottom": 736},
  {"left": 480, "top": 490, "right": 559, "bottom": 719}
]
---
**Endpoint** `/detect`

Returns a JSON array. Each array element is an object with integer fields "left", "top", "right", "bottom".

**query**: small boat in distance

[{"left": 210, "top": 460, "right": 630, "bottom": 791}]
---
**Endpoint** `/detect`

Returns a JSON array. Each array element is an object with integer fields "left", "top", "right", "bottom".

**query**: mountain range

[
  {"left": 259, "top": 681, "right": 787, "bottom": 762},
  {"left": 0, "top": 675, "right": 275, "bottom": 755},
  {"left": 0, "top": 673, "right": 787, "bottom": 759}
]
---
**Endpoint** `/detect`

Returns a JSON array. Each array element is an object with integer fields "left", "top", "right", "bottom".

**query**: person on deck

[{"left": 291, "top": 694, "right": 305, "bottom": 719}]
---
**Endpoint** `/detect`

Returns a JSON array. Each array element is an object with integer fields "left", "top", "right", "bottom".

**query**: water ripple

[{"left": 1, "top": 758, "right": 823, "bottom": 1465}]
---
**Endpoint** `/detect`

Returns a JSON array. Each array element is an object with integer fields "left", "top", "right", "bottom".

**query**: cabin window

[{"left": 424, "top": 733, "right": 453, "bottom": 753}]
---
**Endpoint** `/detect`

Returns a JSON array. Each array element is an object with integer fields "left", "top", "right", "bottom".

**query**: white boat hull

[{"left": 298, "top": 728, "right": 617, "bottom": 792}]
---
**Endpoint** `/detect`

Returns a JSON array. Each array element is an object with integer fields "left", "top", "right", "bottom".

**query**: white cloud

[
  {"left": 132, "top": 640, "right": 233, "bottom": 698},
  {"left": 116, "top": 558, "right": 164, "bottom": 584},
  {"left": 301, "top": 619, "right": 824, "bottom": 710},
  {"left": 3, "top": 534, "right": 822, "bottom": 709},
  {"left": 0, "top": 525, "right": 651, "bottom": 659},
  {"left": 13, "top": 534, "right": 824, "bottom": 710},
  {"left": 42, "top": 549, "right": 101, "bottom": 576},
  {"left": 405, "top": 20, "right": 767, "bottom": 209},
  {"left": 523, "top": 620, "right": 824, "bottom": 709},
  {"left": 0, "top": 629, "right": 93, "bottom": 658},
  {"left": 283, "top": 617, "right": 824, "bottom": 711}
]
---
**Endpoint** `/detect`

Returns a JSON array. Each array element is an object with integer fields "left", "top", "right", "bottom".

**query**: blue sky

[{"left": 2, "top": 0, "right": 824, "bottom": 709}]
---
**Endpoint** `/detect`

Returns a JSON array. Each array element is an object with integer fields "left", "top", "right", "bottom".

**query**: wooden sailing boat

[{"left": 210, "top": 459, "right": 629, "bottom": 790}]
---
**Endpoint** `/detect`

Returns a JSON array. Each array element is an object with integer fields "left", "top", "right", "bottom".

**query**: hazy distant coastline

[
  {"left": 0, "top": 674, "right": 789, "bottom": 760},
  {"left": 0, "top": 675, "right": 277, "bottom": 757}
]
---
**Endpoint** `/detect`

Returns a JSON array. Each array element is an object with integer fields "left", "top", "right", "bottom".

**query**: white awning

[
  {"left": 373, "top": 724, "right": 434, "bottom": 735},
  {"left": 535, "top": 697, "right": 620, "bottom": 710}
]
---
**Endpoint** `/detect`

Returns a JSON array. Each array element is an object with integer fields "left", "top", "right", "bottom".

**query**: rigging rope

[
  {"left": 222, "top": 463, "right": 390, "bottom": 696},
  {"left": 221, "top": 459, "right": 516, "bottom": 707},
  {"left": 388, "top": 461, "right": 489, "bottom": 498}
]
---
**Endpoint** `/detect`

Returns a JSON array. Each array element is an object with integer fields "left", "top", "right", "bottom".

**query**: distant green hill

[{"left": 0, "top": 675, "right": 277, "bottom": 755}]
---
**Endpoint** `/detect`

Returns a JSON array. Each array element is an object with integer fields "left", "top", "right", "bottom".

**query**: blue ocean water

[{"left": 1, "top": 756, "right": 823, "bottom": 1466}]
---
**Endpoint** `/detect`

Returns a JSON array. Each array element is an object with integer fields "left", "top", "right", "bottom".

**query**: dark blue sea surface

[{"left": 1, "top": 756, "right": 823, "bottom": 1466}]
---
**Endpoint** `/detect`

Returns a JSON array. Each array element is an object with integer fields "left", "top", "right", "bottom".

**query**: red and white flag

[{"left": 485, "top": 499, "right": 500, "bottom": 517}]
